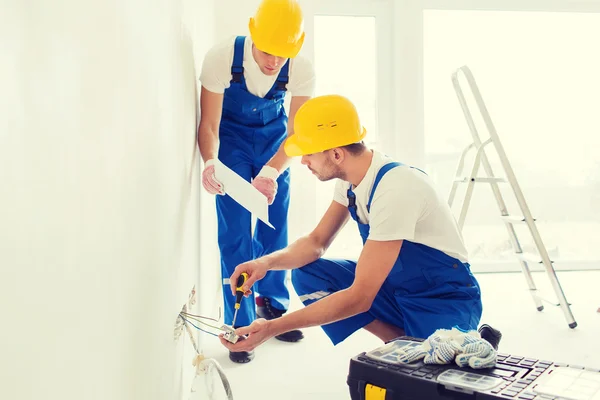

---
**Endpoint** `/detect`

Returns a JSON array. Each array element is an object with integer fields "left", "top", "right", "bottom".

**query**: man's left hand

[
  {"left": 219, "top": 318, "right": 273, "bottom": 352},
  {"left": 252, "top": 166, "right": 279, "bottom": 205},
  {"left": 252, "top": 177, "right": 277, "bottom": 205}
]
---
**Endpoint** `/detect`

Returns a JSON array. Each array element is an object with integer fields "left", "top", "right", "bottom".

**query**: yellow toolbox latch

[{"left": 365, "top": 383, "right": 386, "bottom": 400}]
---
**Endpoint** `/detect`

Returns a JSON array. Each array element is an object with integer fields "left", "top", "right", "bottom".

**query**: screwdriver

[{"left": 231, "top": 272, "right": 249, "bottom": 327}]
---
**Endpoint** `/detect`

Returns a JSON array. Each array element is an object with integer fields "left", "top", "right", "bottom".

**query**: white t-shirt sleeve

[
  {"left": 288, "top": 56, "right": 316, "bottom": 97},
  {"left": 333, "top": 179, "right": 349, "bottom": 206},
  {"left": 367, "top": 171, "right": 426, "bottom": 242},
  {"left": 199, "top": 41, "right": 233, "bottom": 94}
]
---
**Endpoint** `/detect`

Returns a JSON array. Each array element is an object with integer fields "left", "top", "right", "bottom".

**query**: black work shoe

[
  {"left": 479, "top": 324, "right": 502, "bottom": 350},
  {"left": 256, "top": 297, "right": 304, "bottom": 342},
  {"left": 229, "top": 350, "right": 254, "bottom": 363}
]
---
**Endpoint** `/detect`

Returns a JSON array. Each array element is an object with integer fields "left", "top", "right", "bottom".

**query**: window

[
  {"left": 423, "top": 10, "right": 600, "bottom": 269},
  {"left": 287, "top": 2, "right": 392, "bottom": 260},
  {"left": 311, "top": 15, "right": 379, "bottom": 258},
  {"left": 314, "top": 16, "right": 379, "bottom": 147}
]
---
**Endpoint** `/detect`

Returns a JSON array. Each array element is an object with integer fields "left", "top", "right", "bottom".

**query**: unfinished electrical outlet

[
  {"left": 220, "top": 325, "right": 239, "bottom": 344},
  {"left": 174, "top": 285, "right": 197, "bottom": 341}
]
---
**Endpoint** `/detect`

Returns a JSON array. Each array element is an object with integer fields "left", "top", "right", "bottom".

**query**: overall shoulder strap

[
  {"left": 367, "top": 162, "right": 403, "bottom": 212},
  {"left": 274, "top": 59, "right": 290, "bottom": 92},
  {"left": 346, "top": 184, "right": 359, "bottom": 222},
  {"left": 265, "top": 59, "right": 290, "bottom": 99},
  {"left": 230, "top": 36, "right": 245, "bottom": 84}
]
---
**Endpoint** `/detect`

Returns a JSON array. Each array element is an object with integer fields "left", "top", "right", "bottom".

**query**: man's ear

[{"left": 330, "top": 148, "right": 344, "bottom": 164}]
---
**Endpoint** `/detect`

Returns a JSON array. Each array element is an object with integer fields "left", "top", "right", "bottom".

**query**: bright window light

[{"left": 424, "top": 10, "right": 600, "bottom": 265}]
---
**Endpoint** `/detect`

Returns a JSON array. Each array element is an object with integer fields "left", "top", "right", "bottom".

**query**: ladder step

[
  {"left": 501, "top": 215, "right": 536, "bottom": 224},
  {"left": 531, "top": 292, "right": 571, "bottom": 307},
  {"left": 454, "top": 176, "right": 506, "bottom": 183},
  {"left": 516, "top": 252, "right": 553, "bottom": 264}
]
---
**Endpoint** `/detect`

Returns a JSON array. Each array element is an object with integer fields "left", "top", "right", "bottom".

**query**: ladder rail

[
  {"left": 457, "top": 139, "right": 494, "bottom": 229},
  {"left": 450, "top": 66, "right": 576, "bottom": 328},
  {"left": 448, "top": 142, "right": 475, "bottom": 207},
  {"left": 457, "top": 66, "right": 538, "bottom": 228},
  {"left": 451, "top": 68, "right": 544, "bottom": 312},
  {"left": 451, "top": 70, "right": 510, "bottom": 217}
]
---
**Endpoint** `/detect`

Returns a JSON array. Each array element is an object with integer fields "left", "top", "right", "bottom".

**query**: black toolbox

[{"left": 347, "top": 336, "right": 600, "bottom": 400}]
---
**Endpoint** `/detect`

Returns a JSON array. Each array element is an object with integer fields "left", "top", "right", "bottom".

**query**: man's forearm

[
  {"left": 197, "top": 123, "right": 219, "bottom": 163},
  {"left": 264, "top": 143, "right": 292, "bottom": 172},
  {"left": 262, "top": 234, "right": 324, "bottom": 271},
  {"left": 269, "top": 288, "right": 367, "bottom": 335}
]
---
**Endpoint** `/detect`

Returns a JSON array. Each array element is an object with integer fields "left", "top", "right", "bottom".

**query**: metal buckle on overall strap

[
  {"left": 348, "top": 193, "right": 356, "bottom": 208},
  {"left": 275, "top": 75, "right": 289, "bottom": 91},
  {"left": 231, "top": 66, "right": 244, "bottom": 83},
  {"left": 347, "top": 189, "right": 357, "bottom": 214}
]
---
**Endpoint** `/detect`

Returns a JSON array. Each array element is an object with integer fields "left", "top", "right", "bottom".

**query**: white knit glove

[
  {"left": 455, "top": 338, "right": 497, "bottom": 369},
  {"left": 396, "top": 327, "right": 497, "bottom": 369}
]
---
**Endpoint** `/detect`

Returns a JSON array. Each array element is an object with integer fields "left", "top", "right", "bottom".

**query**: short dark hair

[{"left": 340, "top": 142, "right": 367, "bottom": 155}]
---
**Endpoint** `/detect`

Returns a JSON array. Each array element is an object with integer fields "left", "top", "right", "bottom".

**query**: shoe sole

[
  {"left": 230, "top": 357, "right": 253, "bottom": 363},
  {"left": 229, "top": 353, "right": 255, "bottom": 363},
  {"left": 275, "top": 335, "right": 304, "bottom": 343}
]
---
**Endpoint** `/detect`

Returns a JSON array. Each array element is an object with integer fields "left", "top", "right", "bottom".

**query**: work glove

[
  {"left": 454, "top": 338, "right": 497, "bottom": 369},
  {"left": 202, "top": 159, "right": 225, "bottom": 195},
  {"left": 395, "top": 327, "right": 497, "bottom": 369},
  {"left": 252, "top": 166, "right": 278, "bottom": 205}
]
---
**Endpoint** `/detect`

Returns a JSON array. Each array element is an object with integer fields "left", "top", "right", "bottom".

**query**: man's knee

[
  {"left": 290, "top": 259, "right": 323, "bottom": 293},
  {"left": 290, "top": 265, "right": 308, "bottom": 292}
]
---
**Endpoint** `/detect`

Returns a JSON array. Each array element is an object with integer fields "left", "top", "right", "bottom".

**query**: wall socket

[{"left": 174, "top": 285, "right": 197, "bottom": 341}]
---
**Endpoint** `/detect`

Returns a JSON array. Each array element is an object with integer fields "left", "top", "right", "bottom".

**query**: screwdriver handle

[
  {"left": 234, "top": 272, "right": 249, "bottom": 306},
  {"left": 236, "top": 272, "right": 249, "bottom": 292}
]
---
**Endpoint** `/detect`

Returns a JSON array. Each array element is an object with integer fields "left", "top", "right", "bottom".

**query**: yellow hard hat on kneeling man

[{"left": 284, "top": 95, "right": 368, "bottom": 157}]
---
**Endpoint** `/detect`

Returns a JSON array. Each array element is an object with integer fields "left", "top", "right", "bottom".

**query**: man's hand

[
  {"left": 219, "top": 318, "right": 273, "bottom": 352},
  {"left": 252, "top": 166, "right": 279, "bottom": 205},
  {"left": 201, "top": 159, "right": 224, "bottom": 195},
  {"left": 229, "top": 259, "right": 269, "bottom": 296}
]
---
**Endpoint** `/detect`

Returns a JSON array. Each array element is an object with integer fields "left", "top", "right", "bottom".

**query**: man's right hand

[
  {"left": 202, "top": 159, "right": 225, "bottom": 195},
  {"left": 230, "top": 259, "right": 269, "bottom": 297}
]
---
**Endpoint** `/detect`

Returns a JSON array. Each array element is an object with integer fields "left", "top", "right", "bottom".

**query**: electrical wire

[
  {"left": 179, "top": 314, "right": 220, "bottom": 337},
  {"left": 181, "top": 313, "right": 223, "bottom": 330},
  {"left": 180, "top": 316, "right": 234, "bottom": 400},
  {"left": 201, "top": 357, "right": 234, "bottom": 400},
  {"left": 180, "top": 307, "right": 221, "bottom": 322}
]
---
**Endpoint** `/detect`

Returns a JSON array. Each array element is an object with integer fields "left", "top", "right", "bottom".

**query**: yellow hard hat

[
  {"left": 249, "top": 0, "right": 305, "bottom": 58},
  {"left": 284, "top": 95, "right": 367, "bottom": 156}
]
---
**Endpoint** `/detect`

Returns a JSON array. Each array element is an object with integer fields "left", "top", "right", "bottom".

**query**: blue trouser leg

[
  {"left": 292, "top": 257, "right": 483, "bottom": 345},
  {"left": 216, "top": 154, "right": 255, "bottom": 327},
  {"left": 252, "top": 168, "right": 291, "bottom": 311},
  {"left": 291, "top": 258, "right": 404, "bottom": 345}
]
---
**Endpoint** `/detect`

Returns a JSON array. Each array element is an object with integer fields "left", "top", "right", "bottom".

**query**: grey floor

[{"left": 201, "top": 271, "right": 600, "bottom": 400}]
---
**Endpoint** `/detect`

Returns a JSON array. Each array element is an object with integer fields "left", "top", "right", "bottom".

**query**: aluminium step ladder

[{"left": 447, "top": 65, "right": 577, "bottom": 329}]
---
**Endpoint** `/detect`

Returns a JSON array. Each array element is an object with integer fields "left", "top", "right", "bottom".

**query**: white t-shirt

[
  {"left": 199, "top": 35, "right": 316, "bottom": 98},
  {"left": 333, "top": 150, "right": 469, "bottom": 262}
]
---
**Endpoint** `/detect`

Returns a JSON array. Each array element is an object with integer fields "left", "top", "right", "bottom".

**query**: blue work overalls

[
  {"left": 291, "top": 162, "right": 483, "bottom": 345},
  {"left": 217, "top": 36, "right": 291, "bottom": 327}
]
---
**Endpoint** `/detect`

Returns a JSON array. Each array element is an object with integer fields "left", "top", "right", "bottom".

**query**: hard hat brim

[
  {"left": 283, "top": 134, "right": 305, "bottom": 157},
  {"left": 249, "top": 21, "right": 305, "bottom": 58},
  {"left": 283, "top": 127, "right": 367, "bottom": 157}
]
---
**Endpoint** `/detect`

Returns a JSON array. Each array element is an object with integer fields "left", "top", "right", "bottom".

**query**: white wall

[
  {"left": 0, "top": 0, "right": 214, "bottom": 399},
  {"left": 391, "top": 0, "right": 425, "bottom": 167},
  {"left": 214, "top": 0, "right": 262, "bottom": 42}
]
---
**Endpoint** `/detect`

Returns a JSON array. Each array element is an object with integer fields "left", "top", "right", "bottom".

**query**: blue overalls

[
  {"left": 291, "top": 162, "right": 483, "bottom": 345},
  {"left": 217, "top": 36, "right": 291, "bottom": 327}
]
